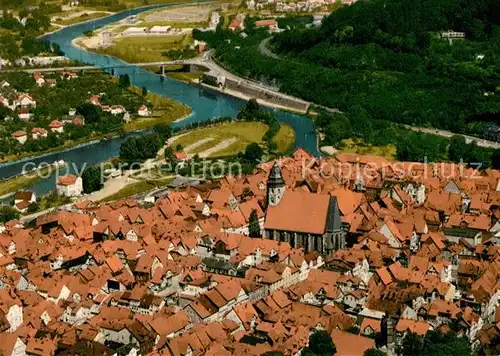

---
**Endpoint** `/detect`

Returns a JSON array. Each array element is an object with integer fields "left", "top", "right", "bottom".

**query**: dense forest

[
  {"left": 196, "top": 0, "right": 500, "bottom": 133},
  {"left": 194, "top": 0, "right": 500, "bottom": 166}
]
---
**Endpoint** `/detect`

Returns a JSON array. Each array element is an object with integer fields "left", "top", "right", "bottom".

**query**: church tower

[{"left": 267, "top": 162, "right": 285, "bottom": 207}]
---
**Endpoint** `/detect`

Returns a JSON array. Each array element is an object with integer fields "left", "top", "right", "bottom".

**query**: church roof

[{"left": 264, "top": 191, "right": 333, "bottom": 235}]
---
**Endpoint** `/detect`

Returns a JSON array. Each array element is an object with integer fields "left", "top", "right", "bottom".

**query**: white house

[
  {"left": 110, "top": 105, "right": 126, "bottom": 115},
  {"left": 32, "top": 127, "right": 48, "bottom": 139},
  {"left": 18, "top": 110, "right": 34, "bottom": 121},
  {"left": 61, "top": 71, "right": 79, "bottom": 80},
  {"left": 46, "top": 79, "right": 57, "bottom": 87},
  {"left": 0, "top": 292, "right": 23, "bottom": 332},
  {"left": 149, "top": 25, "right": 171, "bottom": 34},
  {"left": 95, "top": 326, "right": 139, "bottom": 346},
  {"left": 11, "top": 131, "right": 27, "bottom": 144},
  {"left": 13, "top": 190, "right": 36, "bottom": 213},
  {"left": 56, "top": 175, "right": 83, "bottom": 197},
  {"left": 137, "top": 105, "right": 151, "bottom": 117},
  {"left": 49, "top": 120, "right": 64, "bottom": 133},
  {"left": 34, "top": 72, "right": 45, "bottom": 87},
  {"left": 17, "top": 94, "right": 36, "bottom": 108},
  {"left": 0, "top": 333, "right": 26, "bottom": 356}
]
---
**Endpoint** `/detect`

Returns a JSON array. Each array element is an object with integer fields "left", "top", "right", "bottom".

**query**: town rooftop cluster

[{"left": 0, "top": 148, "right": 499, "bottom": 355}]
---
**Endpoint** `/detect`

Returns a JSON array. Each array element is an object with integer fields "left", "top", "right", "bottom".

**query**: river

[{"left": 0, "top": 1, "right": 318, "bottom": 197}]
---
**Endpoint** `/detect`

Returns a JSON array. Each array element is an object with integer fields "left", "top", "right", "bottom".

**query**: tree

[
  {"left": 76, "top": 103, "right": 101, "bottom": 124},
  {"left": 82, "top": 166, "right": 103, "bottom": 194},
  {"left": 153, "top": 124, "right": 172, "bottom": 141},
  {"left": 27, "top": 202, "right": 40, "bottom": 214},
  {"left": 120, "top": 134, "right": 163, "bottom": 165},
  {"left": 448, "top": 135, "right": 468, "bottom": 163},
  {"left": 363, "top": 349, "right": 386, "bottom": 356},
  {"left": 164, "top": 146, "right": 175, "bottom": 163},
  {"left": 120, "top": 137, "right": 139, "bottom": 165},
  {"left": 141, "top": 86, "right": 148, "bottom": 96},
  {"left": 0, "top": 206, "right": 19, "bottom": 223},
  {"left": 237, "top": 98, "right": 261, "bottom": 121},
  {"left": 118, "top": 74, "right": 131, "bottom": 88},
  {"left": 492, "top": 149, "right": 500, "bottom": 169},
  {"left": 176, "top": 143, "right": 183, "bottom": 152},
  {"left": 400, "top": 331, "right": 471, "bottom": 356},
  {"left": 245, "top": 98, "right": 260, "bottom": 114},
  {"left": 243, "top": 142, "right": 264, "bottom": 163},
  {"left": 248, "top": 209, "right": 261, "bottom": 237},
  {"left": 400, "top": 332, "right": 423, "bottom": 355},
  {"left": 308, "top": 330, "right": 336, "bottom": 356}
]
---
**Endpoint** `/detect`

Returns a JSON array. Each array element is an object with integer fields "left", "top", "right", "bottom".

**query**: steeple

[{"left": 267, "top": 162, "right": 285, "bottom": 207}]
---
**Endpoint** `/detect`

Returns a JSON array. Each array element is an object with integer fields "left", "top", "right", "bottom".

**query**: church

[{"left": 263, "top": 163, "right": 346, "bottom": 255}]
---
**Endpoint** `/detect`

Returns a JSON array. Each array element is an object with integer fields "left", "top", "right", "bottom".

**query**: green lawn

[
  {"left": 0, "top": 173, "right": 40, "bottom": 198},
  {"left": 100, "top": 176, "right": 173, "bottom": 202},
  {"left": 139, "top": 19, "right": 209, "bottom": 29},
  {"left": 339, "top": 138, "right": 396, "bottom": 160},
  {"left": 171, "top": 121, "right": 295, "bottom": 157},
  {"left": 274, "top": 124, "right": 296, "bottom": 153},
  {"left": 125, "top": 86, "right": 191, "bottom": 131},
  {"left": 53, "top": 11, "right": 111, "bottom": 25},
  {"left": 0, "top": 166, "right": 55, "bottom": 197},
  {"left": 167, "top": 71, "right": 203, "bottom": 82},
  {"left": 95, "top": 34, "right": 193, "bottom": 63}
]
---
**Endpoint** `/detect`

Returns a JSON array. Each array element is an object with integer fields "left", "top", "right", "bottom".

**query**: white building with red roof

[
  {"left": 13, "top": 190, "right": 36, "bottom": 213},
  {"left": 138, "top": 105, "right": 151, "bottom": 117},
  {"left": 11, "top": 130, "right": 27, "bottom": 144},
  {"left": 49, "top": 120, "right": 64, "bottom": 133},
  {"left": 31, "top": 127, "right": 48, "bottom": 139},
  {"left": 34, "top": 72, "right": 45, "bottom": 87},
  {"left": 89, "top": 95, "right": 100, "bottom": 106},
  {"left": 110, "top": 105, "right": 126, "bottom": 115},
  {"left": 17, "top": 94, "right": 36, "bottom": 108},
  {"left": 56, "top": 175, "right": 83, "bottom": 197},
  {"left": 255, "top": 19, "right": 278, "bottom": 32}
]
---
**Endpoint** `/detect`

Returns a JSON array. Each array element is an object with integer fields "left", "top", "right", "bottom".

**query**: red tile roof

[
  {"left": 331, "top": 329, "right": 375, "bottom": 356},
  {"left": 57, "top": 175, "right": 78, "bottom": 186},
  {"left": 264, "top": 191, "right": 330, "bottom": 234}
]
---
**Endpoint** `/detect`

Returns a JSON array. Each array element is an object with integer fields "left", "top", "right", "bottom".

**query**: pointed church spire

[{"left": 267, "top": 162, "right": 285, "bottom": 207}]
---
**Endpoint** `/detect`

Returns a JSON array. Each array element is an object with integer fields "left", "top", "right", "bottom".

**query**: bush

[
  {"left": 82, "top": 166, "right": 103, "bottom": 194},
  {"left": 0, "top": 205, "right": 20, "bottom": 223}
]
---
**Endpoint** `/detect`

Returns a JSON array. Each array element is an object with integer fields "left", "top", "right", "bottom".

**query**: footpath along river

[{"left": 0, "top": 1, "right": 318, "bottom": 196}]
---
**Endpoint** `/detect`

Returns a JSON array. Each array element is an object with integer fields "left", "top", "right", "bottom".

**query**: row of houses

[{"left": 0, "top": 149, "right": 499, "bottom": 354}]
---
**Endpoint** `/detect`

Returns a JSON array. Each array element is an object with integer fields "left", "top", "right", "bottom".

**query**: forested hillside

[{"left": 195, "top": 0, "right": 500, "bottom": 166}]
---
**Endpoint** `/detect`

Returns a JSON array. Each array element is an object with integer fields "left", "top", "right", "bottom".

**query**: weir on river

[{"left": 0, "top": 1, "right": 318, "bottom": 196}]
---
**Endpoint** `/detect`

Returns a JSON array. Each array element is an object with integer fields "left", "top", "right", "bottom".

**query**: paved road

[
  {"left": 404, "top": 125, "right": 500, "bottom": 149},
  {"left": 13, "top": 48, "right": 500, "bottom": 149},
  {"left": 258, "top": 37, "right": 280, "bottom": 60}
]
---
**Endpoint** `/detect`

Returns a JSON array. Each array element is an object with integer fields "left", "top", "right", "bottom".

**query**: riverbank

[
  {"left": 0, "top": 2, "right": 318, "bottom": 185},
  {"left": 198, "top": 82, "right": 308, "bottom": 115},
  {"left": 125, "top": 85, "right": 192, "bottom": 130},
  {"left": 0, "top": 164, "right": 58, "bottom": 199},
  {"left": 0, "top": 135, "right": 104, "bottom": 165}
]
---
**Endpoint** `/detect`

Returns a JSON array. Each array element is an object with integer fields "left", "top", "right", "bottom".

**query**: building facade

[{"left": 263, "top": 163, "right": 346, "bottom": 254}]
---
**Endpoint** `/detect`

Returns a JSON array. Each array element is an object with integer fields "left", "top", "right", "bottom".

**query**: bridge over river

[
  {"left": 13, "top": 50, "right": 312, "bottom": 114},
  {"left": 16, "top": 58, "right": 206, "bottom": 75}
]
